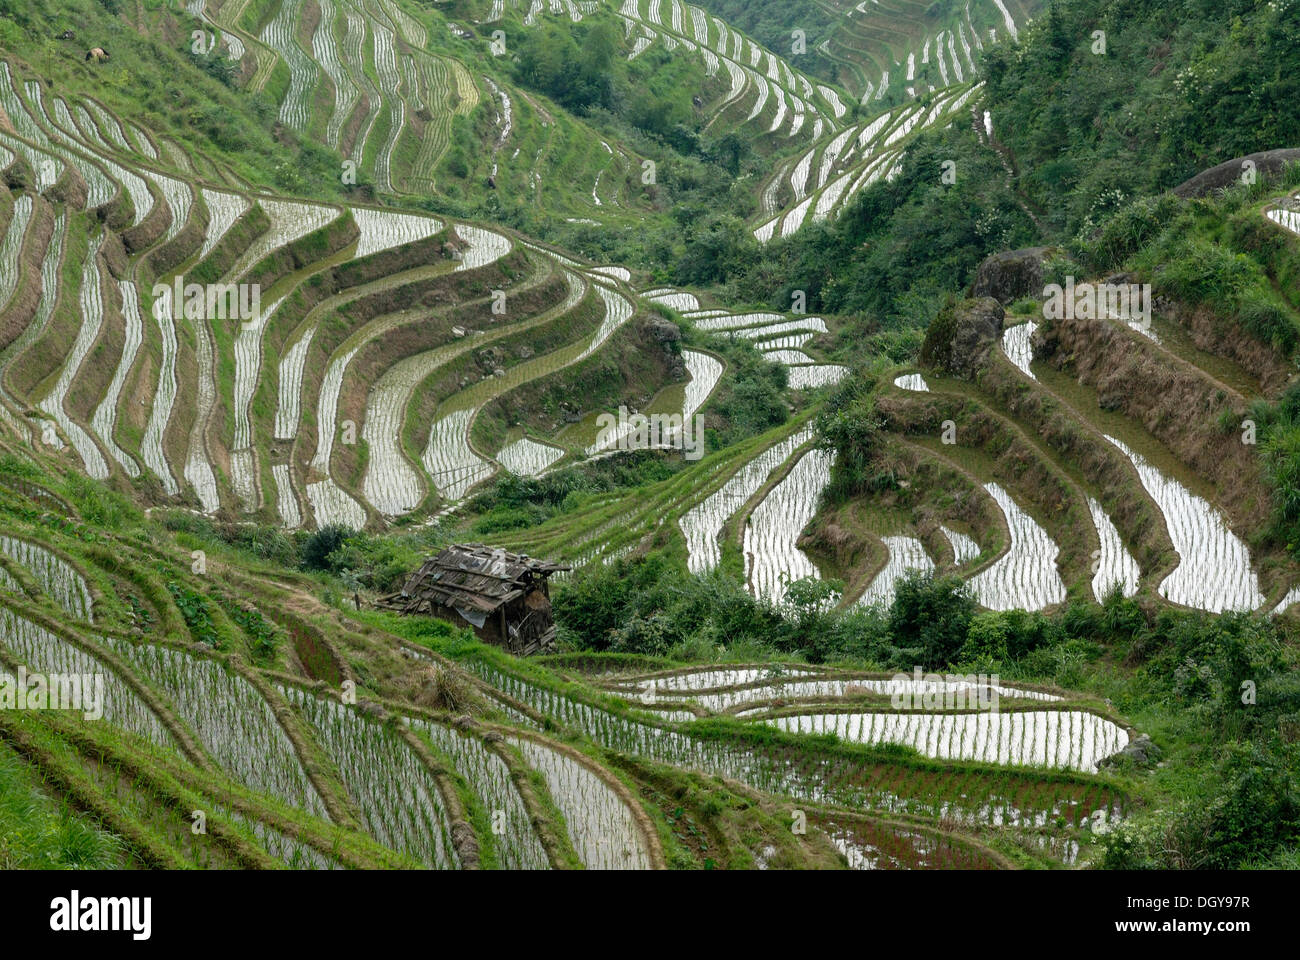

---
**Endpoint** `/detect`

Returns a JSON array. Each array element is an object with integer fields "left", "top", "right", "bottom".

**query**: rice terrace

[{"left": 0, "top": 0, "right": 1296, "bottom": 906}]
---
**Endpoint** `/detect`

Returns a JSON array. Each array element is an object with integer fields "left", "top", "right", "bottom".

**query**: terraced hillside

[
  {"left": 0, "top": 0, "right": 1298, "bottom": 879},
  {"left": 814, "top": 0, "right": 1039, "bottom": 103},
  {"left": 175, "top": 0, "right": 873, "bottom": 228},
  {"left": 0, "top": 456, "right": 1139, "bottom": 869},
  {"left": 753, "top": 81, "right": 982, "bottom": 241},
  {"left": 0, "top": 43, "right": 1143, "bottom": 860},
  {"left": 691, "top": 0, "right": 1042, "bottom": 105}
]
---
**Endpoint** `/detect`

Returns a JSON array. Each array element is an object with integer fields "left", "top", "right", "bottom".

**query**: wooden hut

[{"left": 377, "top": 544, "right": 569, "bottom": 655}]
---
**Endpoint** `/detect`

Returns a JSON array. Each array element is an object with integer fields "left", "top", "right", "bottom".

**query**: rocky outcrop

[
  {"left": 920, "top": 297, "right": 1005, "bottom": 379},
  {"left": 1173, "top": 148, "right": 1300, "bottom": 199},
  {"left": 970, "top": 247, "right": 1054, "bottom": 304},
  {"left": 1099, "top": 733, "right": 1161, "bottom": 768}
]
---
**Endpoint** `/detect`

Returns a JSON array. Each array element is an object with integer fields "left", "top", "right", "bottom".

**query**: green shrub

[
  {"left": 887, "top": 572, "right": 976, "bottom": 668},
  {"left": 299, "top": 524, "right": 352, "bottom": 572}
]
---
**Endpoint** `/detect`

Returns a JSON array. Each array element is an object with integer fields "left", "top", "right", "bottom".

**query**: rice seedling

[
  {"left": 33, "top": 84, "right": 153, "bottom": 223},
  {"left": 577, "top": 285, "right": 634, "bottom": 360},
  {"left": 141, "top": 170, "right": 193, "bottom": 243},
  {"left": 855, "top": 536, "right": 935, "bottom": 609},
  {"left": 769, "top": 709, "right": 1128, "bottom": 773},
  {"left": 11, "top": 80, "right": 111, "bottom": 209},
  {"left": 591, "top": 265, "right": 631, "bottom": 283},
  {"left": 691, "top": 312, "right": 786, "bottom": 331},
  {"left": 369, "top": 18, "right": 405, "bottom": 193},
  {"left": 817, "top": 85, "right": 848, "bottom": 119},
  {"left": 743, "top": 447, "right": 836, "bottom": 603},
  {"left": 1104, "top": 435, "right": 1264, "bottom": 612},
  {"left": 0, "top": 209, "right": 62, "bottom": 445},
  {"left": 682, "top": 349, "right": 723, "bottom": 416},
  {"left": 309, "top": 346, "right": 366, "bottom": 489},
  {"left": 496, "top": 437, "right": 564, "bottom": 477},
  {"left": 761, "top": 348, "right": 815, "bottom": 366},
  {"left": 730, "top": 318, "right": 830, "bottom": 340},
  {"left": 993, "top": 0, "right": 1020, "bottom": 38},
  {"left": 409, "top": 719, "right": 550, "bottom": 870},
  {"left": 616, "top": 666, "right": 818, "bottom": 694},
  {"left": 82, "top": 100, "right": 132, "bottom": 152},
  {"left": 229, "top": 292, "right": 289, "bottom": 509},
  {"left": 753, "top": 215, "right": 779, "bottom": 244},
  {"left": 1273, "top": 585, "right": 1300, "bottom": 616},
  {"left": 375, "top": 0, "right": 428, "bottom": 45},
  {"left": 141, "top": 284, "right": 180, "bottom": 495},
  {"left": 625, "top": 29, "right": 653, "bottom": 59},
  {"left": 453, "top": 224, "right": 512, "bottom": 271},
  {"left": 0, "top": 537, "right": 93, "bottom": 621},
  {"left": 340, "top": 6, "right": 381, "bottom": 165},
  {"left": 260, "top": 0, "right": 318, "bottom": 132},
  {"left": 643, "top": 289, "right": 699, "bottom": 312},
  {"left": 67, "top": 102, "right": 113, "bottom": 152},
  {"left": 813, "top": 171, "right": 855, "bottom": 223},
  {"left": 225, "top": 809, "right": 341, "bottom": 870},
  {"left": 893, "top": 373, "right": 930, "bottom": 392},
  {"left": 312, "top": 0, "right": 358, "bottom": 149},
  {"left": 777, "top": 194, "right": 816, "bottom": 238},
  {"left": 351, "top": 208, "right": 443, "bottom": 258},
  {"left": 198, "top": 189, "right": 251, "bottom": 261},
  {"left": 419, "top": 409, "right": 494, "bottom": 504},
  {"left": 226, "top": 198, "right": 339, "bottom": 283},
  {"left": 715, "top": 675, "right": 1063, "bottom": 713},
  {"left": 509, "top": 736, "right": 651, "bottom": 869},
  {"left": 0, "top": 194, "right": 32, "bottom": 311},
  {"left": 0, "top": 607, "right": 177, "bottom": 751},
  {"left": 106, "top": 640, "right": 329, "bottom": 818},
  {"left": 274, "top": 326, "right": 316, "bottom": 441},
  {"left": 183, "top": 319, "right": 221, "bottom": 513},
  {"left": 780, "top": 152, "right": 811, "bottom": 206},
  {"left": 0, "top": 69, "right": 61, "bottom": 190},
  {"left": 768, "top": 84, "right": 789, "bottom": 134},
  {"left": 785, "top": 365, "right": 848, "bottom": 389},
  {"left": 820, "top": 817, "right": 999, "bottom": 870},
  {"left": 1001, "top": 321, "right": 1037, "bottom": 379},
  {"left": 1087, "top": 496, "right": 1141, "bottom": 601},
  {"left": 679, "top": 425, "right": 814, "bottom": 574},
  {"left": 89, "top": 280, "right": 144, "bottom": 478},
  {"left": 755, "top": 332, "right": 815, "bottom": 351},
  {"left": 37, "top": 232, "right": 111, "bottom": 480},
  {"left": 472, "top": 660, "right": 1098, "bottom": 830},
  {"left": 263, "top": 465, "right": 298, "bottom": 530},
  {"left": 817, "top": 127, "right": 856, "bottom": 190},
  {"left": 280, "top": 686, "right": 459, "bottom": 868},
  {"left": 941, "top": 525, "right": 980, "bottom": 564},
  {"left": 1266, "top": 205, "right": 1300, "bottom": 235},
  {"left": 965, "top": 483, "right": 1067, "bottom": 611},
  {"left": 688, "top": 3, "right": 709, "bottom": 43},
  {"left": 305, "top": 478, "right": 368, "bottom": 530}
]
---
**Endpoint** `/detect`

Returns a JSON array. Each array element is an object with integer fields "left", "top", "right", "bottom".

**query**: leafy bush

[
  {"left": 165, "top": 581, "right": 218, "bottom": 648},
  {"left": 886, "top": 572, "right": 976, "bottom": 668},
  {"left": 299, "top": 524, "right": 352, "bottom": 572}
]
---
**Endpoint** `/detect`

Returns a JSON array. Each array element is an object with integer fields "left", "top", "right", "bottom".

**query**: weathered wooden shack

[{"left": 377, "top": 544, "right": 569, "bottom": 655}]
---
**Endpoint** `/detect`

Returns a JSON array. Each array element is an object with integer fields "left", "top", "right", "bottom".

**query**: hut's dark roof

[{"left": 380, "top": 544, "right": 569, "bottom": 614}]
